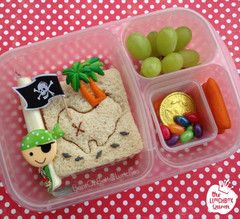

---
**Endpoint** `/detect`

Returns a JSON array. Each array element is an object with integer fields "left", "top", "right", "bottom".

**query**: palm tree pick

[{"left": 62, "top": 57, "right": 107, "bottom": 107}]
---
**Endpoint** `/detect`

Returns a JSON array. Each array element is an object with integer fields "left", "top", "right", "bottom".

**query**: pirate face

[
  {"left": 21, "top": 124, "right": 65, "bottom": 168},
  {"left": 22, "top": 141, "right": 57, "bottom": 167}
]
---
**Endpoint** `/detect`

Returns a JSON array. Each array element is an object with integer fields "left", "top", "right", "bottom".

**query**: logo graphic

[{"left": 206, "top": 179, "right": 238, "bottom": 214}]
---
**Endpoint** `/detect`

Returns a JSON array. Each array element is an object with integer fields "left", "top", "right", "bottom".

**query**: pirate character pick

[
  {"left": 15, "top": 76, "right": 64, "bottom": 192},
  {"left": 21, "top": 123, "right": 64, "bottom": 167}
]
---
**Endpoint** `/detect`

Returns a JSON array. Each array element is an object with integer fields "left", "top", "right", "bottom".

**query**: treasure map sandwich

[{"left": 13, "top": 57, "right": 143, "bottom": 192}]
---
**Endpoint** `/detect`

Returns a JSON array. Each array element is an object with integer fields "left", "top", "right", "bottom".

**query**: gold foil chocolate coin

[{"left": 159, "top": 92, "right": 196, "bottom": 125}]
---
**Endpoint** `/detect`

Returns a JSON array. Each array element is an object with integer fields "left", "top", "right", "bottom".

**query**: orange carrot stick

[{"left": 202, "top": 78, "right": 231, "bottom": 133}]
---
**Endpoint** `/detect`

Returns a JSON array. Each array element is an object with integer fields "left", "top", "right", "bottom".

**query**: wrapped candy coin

[{"left": 159, "top": 92, "right": 195, "bottom": 125}]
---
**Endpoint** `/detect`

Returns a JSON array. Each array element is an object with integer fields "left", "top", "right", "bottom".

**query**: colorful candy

[
  {"left": 168, "top": 124, "right": 185, "bottom": 135},
  {"left": 184, "top": 112, "right": 199, "bottom": 124},
  {"left": 193, "top": 123, "right": 203, "bottom": 138},
  {"left": 160, "top": 92, "right": 195, "bottom": 125},
  {"left": 186, "top": 125, "right": 193, "bottom": 132},
  {"left": 157, "top": 92, "right": 205, "bottom": 148},
  {"left": 166, "top": 134, "right": 179, "bottom": 146},
  {"left": 161, "top": 113, "right": 204, "bottom": 147},
  {"left": 160, "top": 124, "right": 171, "bottom": 140},
  {"left": 180, "top": 130, "right": 194, "bottom": 143},
  {"left": 174, "top": 116, "right": 191, "bottom": 127}
]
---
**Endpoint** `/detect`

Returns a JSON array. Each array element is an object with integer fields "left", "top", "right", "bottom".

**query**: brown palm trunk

[
  {"left": 80, "top": 79, "right": 106, "bottom": 107},
  {"left": 89, "top": 78, "right": 106, "bottom": 100}
]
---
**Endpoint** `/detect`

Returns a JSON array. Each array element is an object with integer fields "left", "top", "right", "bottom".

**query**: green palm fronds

[{"left": 62, "top": 57, "right": 105, "bottom": 92}]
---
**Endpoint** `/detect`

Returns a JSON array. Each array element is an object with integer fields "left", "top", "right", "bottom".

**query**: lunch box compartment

[
  {"left": 148, "top": 80, "right": 217, "bottom": 153},
  {"left": 144, "top": 64, "right": 240, "bottom": 167},
  {"left": 121, "top": 9, "right": 217, "bottom": 81}
]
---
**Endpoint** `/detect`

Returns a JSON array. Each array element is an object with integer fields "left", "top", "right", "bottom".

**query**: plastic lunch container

[{"left": 0, "top": 8, "right": 239, "bottom": 211}]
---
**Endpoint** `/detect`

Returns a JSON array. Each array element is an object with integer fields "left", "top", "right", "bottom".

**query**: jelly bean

[
  {"left": 184, "top": 112, "right": 199, "bottom": 124},
  {"left": 186, "top": 125, "right": 193, "bottom": 132},
  {"left": 180, "top": 130, "right": 194, "bottom": 143},
  {"left": 160, "top": 124, "right": 171, "bottom": 140},
  {"left": 166, "top": 134, "right": 179, "bottom": 147},
  {"left": 194, "top": 123, "right": 203, "bottom": 138},
  {"left": 174, "top": 116, "right": 191, "bottom": 127},
  {"left": 168, "top": 124, "right": 185, "bottom": 135}
]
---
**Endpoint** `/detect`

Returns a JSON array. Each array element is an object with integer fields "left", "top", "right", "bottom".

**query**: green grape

[
  {"left": 161, "top": 53, "right": 183, "bottom": 73},
  {"left": 175, "top": 26, "right": 192, "bottom": 51},
  {"left": 156, "top": 27, "right": 177, "bottom": 56},
  {"left": 147, "top": 31, "right": 159, "bottom": 57},
  {"left": 126, "top": 32, "right": 152, "bottom": 60},
  {"left": 140, "top": 57, "right": 162, "bottom": 78},
  {"left": 178, "top": 49, "right": 200, "bottom": 67}
]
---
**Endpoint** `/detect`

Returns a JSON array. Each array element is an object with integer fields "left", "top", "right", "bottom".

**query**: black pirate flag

[{"left": 13, "top": 74, "right": 64, "bottom": 110}]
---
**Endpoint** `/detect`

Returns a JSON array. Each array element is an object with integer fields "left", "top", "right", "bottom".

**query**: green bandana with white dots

[{"left": 21, "top": 123, "right": 64, "bottom": 151}]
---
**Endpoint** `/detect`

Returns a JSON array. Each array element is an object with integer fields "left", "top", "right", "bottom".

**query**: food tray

[{"left": 0, "top": 8, "right": 239, "bottom": 211}]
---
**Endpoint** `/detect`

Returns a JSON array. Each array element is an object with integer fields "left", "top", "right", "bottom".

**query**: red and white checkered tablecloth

[{"left": 0, "top": 0, "right": 239, "bottom": 218}]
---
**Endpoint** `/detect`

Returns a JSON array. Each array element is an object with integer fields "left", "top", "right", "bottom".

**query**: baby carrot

[{"left": 202, "top": 78, "right": 231, "bottom": 133}]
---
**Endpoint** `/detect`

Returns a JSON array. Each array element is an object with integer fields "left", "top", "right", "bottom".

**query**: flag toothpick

[{"left": 62, "top": 97, "right": 72, "bottom": 120}]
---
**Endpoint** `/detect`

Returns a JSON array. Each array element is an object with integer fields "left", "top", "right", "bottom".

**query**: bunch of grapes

[{"left": 126, "top": 26, "right": 200, "bottom": 78}]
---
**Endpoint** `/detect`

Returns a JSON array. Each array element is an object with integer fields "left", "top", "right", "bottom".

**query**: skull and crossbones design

[{"left": 34, "top": 81, "right": 55, "bottom": 100}]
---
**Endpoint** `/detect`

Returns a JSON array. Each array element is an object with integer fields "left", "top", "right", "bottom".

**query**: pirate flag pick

[{"left": 13, "top": 74, "right": 64, "bottom": 110}]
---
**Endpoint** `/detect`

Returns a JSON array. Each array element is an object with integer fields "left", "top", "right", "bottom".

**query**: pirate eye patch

[{"left": 38, "top": 142, "right": 54, "bottom": 153}]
